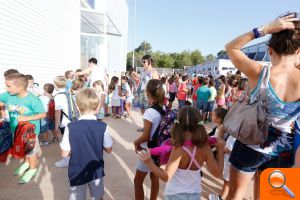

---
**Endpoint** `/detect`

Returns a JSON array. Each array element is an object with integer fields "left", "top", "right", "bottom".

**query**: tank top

[
  {"left": 248, "top": 66, "right": 300, "bottom": 155},
  {"left": 164, "top": 146, "right": 202, "bottom": 195},
  {"left": 138, "top": 69, "right": 154, "bottom": 92}
]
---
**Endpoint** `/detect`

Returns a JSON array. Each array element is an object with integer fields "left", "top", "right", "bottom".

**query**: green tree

[
  {"left": 205, "top": 54, "right": 217, "bottom": 62},
  {"left": 135, "top": 41, "right": 152, "bottom": 54},
  {"left": 156, "top": 54, "right": 175, "bottom": 68},
  {"left": 190, "top": 50, "right": 205, "bottom": 65},
  {"left": 217, "top": 50, "right": 226, "bottom": 56}
]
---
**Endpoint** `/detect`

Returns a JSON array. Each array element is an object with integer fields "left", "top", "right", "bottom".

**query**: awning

[{"left": 81, "top": 8, "right": 122, "bottom": 37}]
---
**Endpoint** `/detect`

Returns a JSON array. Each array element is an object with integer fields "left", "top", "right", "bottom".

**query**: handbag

[{"left": 223, "top": 66, "right": 270, "bottom": 145}]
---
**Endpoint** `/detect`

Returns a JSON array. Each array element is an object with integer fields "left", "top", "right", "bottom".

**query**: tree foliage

[{"left": 127, "top": 41, "right": 217, "bottom": 70}]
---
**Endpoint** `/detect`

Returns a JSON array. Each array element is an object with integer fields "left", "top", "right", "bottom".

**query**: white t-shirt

[
  {"left": 90, "top": 65, "right": 107, "bottom": 89},
  {"left": 39, "top": 95, "right": 50, "bottom": 113},
  {"left": 141, "top": 108, "right": 162, "bottom": 149},
  {"left": 224, "top": 135, "right": 236, "bottom": 161},
  {"left": 60, "top": 115, "right": 113, "bottom": 152},
  {"left": 54, "top": 89, "right": 70, "bottom": 128}
]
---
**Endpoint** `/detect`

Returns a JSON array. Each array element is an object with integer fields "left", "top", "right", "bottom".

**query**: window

[
  {"left": 247, "top": 52, "right": 257, "bottom": 60},
  {"left": 222, "top": 67, "right": 229, "bottom": 70},
  {"left": 254, "top": 51, "right": 266, "bottom": 61},
  {"left": 215, "top": 67, "right": 218, "bottom": 70}
]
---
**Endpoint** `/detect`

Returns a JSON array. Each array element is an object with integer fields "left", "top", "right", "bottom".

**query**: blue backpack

[
  {"left": 56, "top": 92, "right": 80, "bottom": 122},
  {"left": 0, "top": 121, "right": 13, "bottom": 154},
  {"left": 294, "top": 119, "right": 300, "bottom": 153}
]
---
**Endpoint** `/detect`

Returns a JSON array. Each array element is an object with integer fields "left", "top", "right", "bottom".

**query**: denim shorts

[
  {"left": 207, "top": 101, "right": 214, "bottom": 112},
  {"left": 40, "top": 118, "right": 55, "bottom": 133},
  {"left": 196, "top": 100, "right": 209, "bottom": 112},
  {"left": 229, "top": 140, "right": 294, "bottom": 174},
  {"left": 165, "top": 193, "right": 200, "bottom": 200}
]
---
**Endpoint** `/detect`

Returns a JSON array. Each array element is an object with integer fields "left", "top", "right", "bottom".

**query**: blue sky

[{"left": 127, "top": 0, "right": 300, "bottom": 56}]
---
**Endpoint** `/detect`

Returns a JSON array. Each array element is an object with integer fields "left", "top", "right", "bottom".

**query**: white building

[
  {"left": 185, "top": 41, "right": 271, "bottom": 77},
  {"left": 0, "top": 0, "right": 128, "bottom": 92}
]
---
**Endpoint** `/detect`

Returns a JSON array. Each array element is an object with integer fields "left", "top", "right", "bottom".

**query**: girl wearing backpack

[
  {"left": 138, "top": 106, "right": 225, "bottom": 200},
  {"left": 133, "top": 79, "right": 165, "bottom": 200}
]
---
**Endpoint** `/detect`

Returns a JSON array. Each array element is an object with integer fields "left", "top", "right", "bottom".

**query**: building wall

[
  {"left": 106, "top": 0, "right": 128, "bottom": 73},
  {"left": 0, "top": 0, "right": 80, "bottom": 92}
]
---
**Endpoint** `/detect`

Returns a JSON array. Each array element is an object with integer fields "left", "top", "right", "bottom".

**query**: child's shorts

[
  {"left": 165, "top": 193, "right": 200, "bottom": 200},
  {"left": 136, "top": 159, "right": 152, "bottom": 173},
  {"left": 40, "top": 118, "right": 55, "bottom": 133},
  {"left": 223, "top": 160, "right": 230, "bottom": 181},
  {"left": 208, "top": 101, "right": 215, "bottom": 112},
  {"left": 196, "top": 100, "right": 209, "bottom": 112},
  {"left": 69, "top": 178, "right": 104, "bottom": 200},
  {"left": 126, "top": 95, "right": 134, "bottom": 104}
]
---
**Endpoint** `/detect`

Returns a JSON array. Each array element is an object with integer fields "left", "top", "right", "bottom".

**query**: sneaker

[
  {"left": 52, "top": 137, "right": 59, "bottom": 143},
  {"left": 40, "top": 141, "right": 50, "bottom": 146},
  {"left": 55, "top": 157, "right": 70, "bottom": 168},
  {"left": 19, "top": 169, "right": 37, "bottom": 184},
  {"left": 14, "top": 162, "right": 30, "bottom": 176},
  {"left": 208, "top": 193, "right": 222, "bottom": 200}
]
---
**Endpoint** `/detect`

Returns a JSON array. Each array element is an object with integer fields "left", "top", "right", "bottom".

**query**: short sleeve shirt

[{"left": 0, "top": 91, "right": 45, "bottom": 134}]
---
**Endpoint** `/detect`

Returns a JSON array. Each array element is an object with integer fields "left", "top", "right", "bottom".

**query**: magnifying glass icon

[{"left": 268, "top": 170, "right": 295, "bottom": 198}]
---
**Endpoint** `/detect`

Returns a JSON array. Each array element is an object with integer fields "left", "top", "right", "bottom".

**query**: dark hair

[
  {"left": 182, "top": 75, "right": 188, "bottom": 82},
  {"left": 219, "top": 75, "right": 226, "bottom": 84},
  {"left": 142, "top": 54, "right": 154, "bottom": 65},
  {"left": 4, "top": 69, "right": 19, "bottom": 77},
  {"left": 238, "top": 78, "right": 248, "bottom": 91},
  {"left": 198, "top": 76, "right": 204, "bottom": 85},
  {"left": 236, "top": 70, "right": 241, "bottom": 75},
  {"left": 88, "top": 57, "right": 98, "bottom": 64},
  {"left": 209, "top": 78, "right": 215, "bottom": 87},
  {"left": 203, "top": 77, "right": 210, "bottom": 85},
  {"left": 160, "top": 76, "right": 167, "bottom": 84},
  {"left": 25, "top": 74, "right": 34, "bottom": 81},
  {"left": 65, "top": 70, "right": 73, "bottom": 79},
  {"left": 121, "top": 76, "right": 128, "bottom": 81},
  {"left": 146, "top": 79, "right": 165, "bottom": 107},
  {"left": 171, "top": 107, "right": 208, "bottom": 148},
  {"left": 268, "top": 29, "right": 300, "bottom": 55},
  {"left": 44, "top": 83, "right": 54, "bottom": 94},
  {"left": 213, "top": 107, "right": 228, "bottom": 124},
  {"left": 109, "top": 76, "right": 119, "bottom": 92},
  {"left": 168, "top": 75, "right": 176, "bottom": 84}
]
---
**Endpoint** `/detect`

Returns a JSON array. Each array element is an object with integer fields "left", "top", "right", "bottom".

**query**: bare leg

[
  {"left": 150, "top": 172, "right": 159, "bottom": 200},
  {"left": 220, "top": 180, "right": 230, "bottom": 200},
  {"left": 227, "top": 166, "right": 255, "bottom": 200},
  {"left": 125, "top": 103, "right": 132, "bottom": 117},
  {"left": 134, "top": 170, "right": 147, "bottom": 200},
  {"left": 254, "top": 170, "right": 261, "bottom": 200},
  {"left": 27, "top": 155, "right": 37, "bottom": 170}
]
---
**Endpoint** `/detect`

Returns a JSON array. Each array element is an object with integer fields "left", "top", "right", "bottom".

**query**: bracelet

[{"left": 252, "top": 28, "right": 260, "bottom": 38}]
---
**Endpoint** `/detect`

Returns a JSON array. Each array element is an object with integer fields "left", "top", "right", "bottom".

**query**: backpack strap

[{"left": 147, "top": 105, "right": 165, "bottom": 148}]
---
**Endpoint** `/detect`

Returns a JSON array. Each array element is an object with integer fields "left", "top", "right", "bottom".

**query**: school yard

[{"left": 0, "top": 107, "right": 254, "bottom": 200}]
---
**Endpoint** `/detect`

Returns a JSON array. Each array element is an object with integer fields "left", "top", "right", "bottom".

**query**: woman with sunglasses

[
  {"left": 224, "top": 13, "right": 300, "bottom": 200},
  {"left": 134, "top": 55, "right": 159, "bottom": 131}
]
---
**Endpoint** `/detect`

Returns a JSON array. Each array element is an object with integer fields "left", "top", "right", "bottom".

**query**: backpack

[
  {"left": 47, "top": 98, "right": 55, "bottom": 120},
  {"left": 55, "top": 92, "right": 80, "bottom": 122},
  {"left": 0, "top": 121, "right": 13, "bottom": 154},
  {"left": 11, "top": 122, "right": 36, "bottom": 159},
  {"left": 147, "top": 104, "right": 178, "bottom": 165}
]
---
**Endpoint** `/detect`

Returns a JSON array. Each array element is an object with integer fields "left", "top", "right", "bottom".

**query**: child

[
  {"left": 177, "top": 75, "right": 189, "bottom": 109},
  {"left": 167, "top": 75, "right": 177, "bottom": 109},
  {"left": 134, "top": 79, "right": 165, "bottom": 200},
  {"left": 26, "top": 74, "right": 40, "bottom": 96},
  {"left": 138, "top": 106, "right": 225, "bottom": 199},
  {"left": 60, "top": 88, "right": 113, "bottom": 200},
  {"left": 53, "top": 76, "right": 71, "bottom": 168},
  {"left": 207, "top": 78, "right": 217, "bottom": 122},
  {"left": 109, "top": 76, "right": 121, "bottom": 119},
  {"left": 231, "top": 78, "right": 249, "bottom": 106},
  {"left": 93, "top": 80, "right": 106, "bottom": 121},
  {"left": 196, "top": 77, "right": 212, "bottom": 122},
  {"left": 161, "top": 76, "right": 169, "bottom": 105},
  {"left": 39, "top": 83, "right": 55, "bottom": 146},
  {"left": 216, "top": 76, "right": 226, "bottom": 108},
  {"left": 209, "top": 107, "right": 235, "bottom": 200},
  {"left": 121, "top": 76, "right": 134, "bottom": 118},
  {"left": 65, "top": 70, "right": 74, "bottom": 92},
  {"left": 0, "top": 73, "right": 46, "bottom": 183}
]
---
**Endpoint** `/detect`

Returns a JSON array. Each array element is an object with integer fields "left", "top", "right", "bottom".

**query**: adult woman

[
  {"left": 133, "top": 55, "right": 159, "bottom": 131},
  {"left": 225, "top": 13, "right": 300, "bottom": 199}
]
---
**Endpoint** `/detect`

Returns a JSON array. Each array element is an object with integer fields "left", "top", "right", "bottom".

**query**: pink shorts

[{"left": 216, "top": 98, "right": 225, "bottom": 106}]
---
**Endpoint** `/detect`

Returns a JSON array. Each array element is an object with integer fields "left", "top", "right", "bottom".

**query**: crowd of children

[{"left": 0, "top": 50, "right": 299, "bottom": 200}]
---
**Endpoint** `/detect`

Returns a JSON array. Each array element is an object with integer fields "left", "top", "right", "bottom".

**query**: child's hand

[
  {"left": 17, "top": 115, "right": 30, "bottom": 122},
  {"left": 137, "top": 149, "right": 152, "bottom": 163},
  {"left": 134, "top": 143, "right": 143, "bottom": 154},
  {"left": 224, "top": 147, "right": 231, "bottom": 154}
]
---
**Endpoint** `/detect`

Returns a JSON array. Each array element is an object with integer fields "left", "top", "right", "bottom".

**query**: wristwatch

[{"left": 257, "top": 26, "right": 266, "bottom": 37}]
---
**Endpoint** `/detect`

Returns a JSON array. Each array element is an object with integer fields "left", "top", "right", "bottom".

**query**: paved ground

[{"left": 0, "top": 107, "right": 254, "bottom": 200}]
